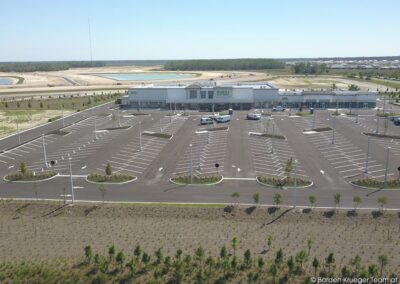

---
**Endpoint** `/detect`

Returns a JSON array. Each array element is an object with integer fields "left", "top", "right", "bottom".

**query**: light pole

[
  {"left": 355, "top": 94, "right": 359, "bottom": 123},
  {"left": 94, "top": 117, "right": 98, "bottom": 140},
  {"left": 69, "top": 157, "right": 75, "bottom": 204},
  {"left": 189, "top": 144, "right": 193, "bottom": 183},
  {"left": 61, "top": 106, "right": 65, "bottom": 127},
  {"left": 139, "top": 120, "right": 142, "bottom": 151},
  {"left": 159, "top": 117, "right": 162, "bottom": 133},
  {"left": 292, "top": 159, "right": 298, "bottom": 208},
  {"left": 117, "top": 110, "right": 121, "bottom": 127},
  {"left": 331, "top": 116, "right": 336, "bottom": 144},
  {"left": 312, "top": 110, "right": 316, "bottom": 129},
  {"left": 16, "top": 121, "right": 21, "bottom": 144},
  {"left": 364, "top": 136, "right": 371, "bottom": 174},
  {"left": 42, "top": 134, "right": 48, "bottom": 168},
  {"left": 384, "top": 147, "right": 390, "bottom": 188},
  {"left": 375, "top": 115, "right": 380, "bottom": 134}
]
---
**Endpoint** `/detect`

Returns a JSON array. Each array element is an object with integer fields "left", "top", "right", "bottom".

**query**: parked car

[
  {"left": 228, "top": 108, "right": 233, "bottom": 115},
  {"left": 272, "top": 106, "right": 285, "bottom": 112},
  {"left": 200, "top": 117, "right": 214, "bottom": 125},
  {"left": 394, "top": 117, "right": 400, "bottom": 126},
  {"left": 389, "top": 116, "right": 400, "bottom": 121},
  {"left": 215, "top": 115, "right": 231, "bottom": 123},
  {"left": 246, "top": 113, "right": 261, "bottom": 120}
]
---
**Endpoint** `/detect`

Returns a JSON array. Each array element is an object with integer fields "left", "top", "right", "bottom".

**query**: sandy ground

[
  {"left": 0, "top": 110, "right": 72, "bottom": 138},
  {"left": 268, "top": 75, "right": 391, "bottom": 91},
  {"left": 0, "top": 201, "right": 398, "bottom": 273}
]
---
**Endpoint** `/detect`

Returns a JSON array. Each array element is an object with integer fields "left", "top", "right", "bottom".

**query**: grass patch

[
  {"left": 46, "top": 129, "right": 69, "bottom": 136},
  {"left": 6, "top": 171, "right": 57, "bottom": 182},
  {"left": 312, "top": 127, "right": 332, "bottom": 132},
  {"left": 250, "top": 133, "right": 285, "bottom": 140},
  {"left": 207, "top": 126, "right": 228, "bottom": 131},
  {"left": 100, "top": 126, "right": 130, "bottom": 131},
  {"left": 47, "top": 115, "right": 62, "bottom": 122},
  {"left": 87, "top": 173, "right": 135, "bottom": 183},
  {"left": 121, "top": 202, "right": 226, "bottom": 208},
  {"left": 128, "top": 112, "right": 149, "bottom": 116},
  {"left": 295, "top": 112, "right": 312, "bottom": 116},
  {"left": 363, "top": 132, "right": 400, "bottom": 140},
  {"left": 352, "top": 177, "right": 400, "bottom": 189},
  {"left": 171, "top": 175, "right": 222, "bottom": 185},
  {"left": 257, "top": 176, "right": 312, "bottom": 187},
  {"left": 142, "top": 132, "right": 172, "bottom": 139},
  {"left": 376, "top": 112, "right": 400, "bottom": 117},
  {"left": 0, "top": 125, "right": 15, "bottom": 135}
]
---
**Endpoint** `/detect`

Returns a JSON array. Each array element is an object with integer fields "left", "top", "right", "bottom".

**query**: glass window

[
  {"left": 189, "top": 90, "right": 197, "bottom": 99},
  {"left": 200, "top": 91, "right": 206, "bottom": 99},
  {"left": 208, "top": 91, "right": 214, "bottom": 99}
]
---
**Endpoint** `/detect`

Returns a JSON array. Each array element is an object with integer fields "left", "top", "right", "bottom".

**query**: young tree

[
  {"left": 312, "top": 257, "right": 320, "bottom": 277},
  {"left": 155, "top": 248, "right": 164, "bottom": 265},
  {"left": 353, "top": 196, "right": 362, "bottom": 212},
  {"left": 195, "top": 246, "right": 205, "bottom": 266},
  {"left": 307, "top": 237, "right": 313, "bottom": 256},
  {"left": 296, "top": 251, "right": 308, "bottom": 271},
  {"left": 266, "top": 234, "right": 274, "bottom": 251},
  {"left": 231, "top": 192, "right": 240, "bottom": 206},
  {"left": 108, "top": 245, "right": 116, "bottom": 263},
  {"left": 220, "top": 245, "right": 228, "bottom": 259},
  {"left": 20, "top": 161, "right": 27, "bottom": 175},
  {"left": 325, "top": 253, "right": 335, "bottom": 274},
  {"left": 275, "top": 248, "right": 284, "bottom": 267},
  {"left": 98, "top": 185, "right": 107, "bottom": 205},
  {"left": 231, "top": 237, "right": 238, "bottom": 257},
  {"left": 134, "top": 245, "right": 142, "bottom": 260},
  {"left": 285, "top": 157, "right": 293, "bottom": 180},
  {"left": 308, "top": 195, "right": 316, "bottom": 209},
  {"left": 253, "top": 192, "right": 260, "bottom": 206},
  {"left": 269, "top": 264, "right": 278, "bottom": 283},
  {"left": 333, "top": 193, "right": 341, "bottom": 210},
  {"left": 377, "top": 196, "right": 387, "bottom": 213},
  {"left": 244, "top": 249, "right": 252, "bottom": 268},
  {"left": 33, "top": 182, "right": 38, "bottom": 200},
  {"left": 378, "top": 255, "right": 388, "bottom": 277},
  {"left": 105, "top": 162, "right": 112, "bottom": 176},
  {"left": 84, "top": 245, "right": 92, "bottom": 263},
  {"left": 273, "top": 193, "right": 282, "bottom": 208},
  {"left": 116, "top": 251, "right": 126, "bottom": 270}
]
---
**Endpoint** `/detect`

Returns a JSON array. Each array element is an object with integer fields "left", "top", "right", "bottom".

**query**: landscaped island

[
  {"left": 5, "top": 162, "right": 57, "bottom": 182},
  {"left": 171, "top": 174, "right": 222, "bottom": 185},
  {"left": 351, "top": 177, "right": 400, "bottom": 190},
  {"left": 87, "top": 163, "right": 135, "bottom": 183}
]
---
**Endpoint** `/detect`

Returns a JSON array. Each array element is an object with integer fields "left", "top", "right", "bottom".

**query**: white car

[
  {"left": 200, "top": 117, "right": 213, "bottom": 125},
  {"left": 215, "top": 115, "right": 231, "bottom": 123},
  {"left": 246, "top": 113, "right": 261, "bottom": 120},
  {"left": 273, "top": 106, "right": 285, "bottom": 112}
]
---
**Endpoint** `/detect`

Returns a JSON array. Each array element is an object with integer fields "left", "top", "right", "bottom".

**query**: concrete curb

[{"left": 3, "top": 173, "right": 60, "bottom": 183}]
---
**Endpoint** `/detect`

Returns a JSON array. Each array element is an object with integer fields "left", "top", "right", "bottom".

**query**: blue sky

[{"left": 1, "top": 0, "right": 399, "bottom": 61}]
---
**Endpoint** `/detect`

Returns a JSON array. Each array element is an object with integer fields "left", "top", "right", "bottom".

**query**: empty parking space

[
  {"left": 173, "top": 127, "right": 228, "bottom": 176},
  {"left": 247, "top": 118, "right": 309, "bottom": 179}
]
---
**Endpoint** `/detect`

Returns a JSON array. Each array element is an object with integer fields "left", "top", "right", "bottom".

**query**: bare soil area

[{"left": 0, "top": 201, "right": 398, "bottom": 273}]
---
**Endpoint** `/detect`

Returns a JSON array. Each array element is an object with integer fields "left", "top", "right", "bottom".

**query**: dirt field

[
  {"left": 0, "top": 201, "right": 398, "bottom": 273},
  {"left": 0, "top": 110, "right": 72, "bottom": 138},
  {"left": 268, "top": 75, "right": 391, "bottom": 91}
]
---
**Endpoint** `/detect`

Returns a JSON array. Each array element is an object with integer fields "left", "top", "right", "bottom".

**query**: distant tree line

[
  {"left": 0, "top": 60, "right": 169, "bottom": 72},
  {"left": 293, "top": 62, "right": 328, "bottom": 75},
  {"left": 164, "top": 59, "right": 285, "bottom": 71}
]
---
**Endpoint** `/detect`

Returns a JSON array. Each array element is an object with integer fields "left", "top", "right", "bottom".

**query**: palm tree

[
  {"left": 378, "top": 255, "right": 388, "bottom": 277},
  {"left": 269, "top": 264, "right": 278, "bottom": 283},
  {"left": 275, "top": 248, "right": 284, "bottom": 267},
  {"left": 353, "top": 196, "right": 362, "bottom": 212},
  {"left": 195, "top": 246, "right": 205, "bottom": 266},
  {"left": 84, "top": 245, "right": 92, "bottom": 263},
  {"left": 307, "top": 237, "right": 313, "bottom": 256},
  {"left": 108, "top": 245, "right": 116, "bottom": 263},
  {"left": 325, "top": 253, "right": 335, "bottom": 274},
  {"left": 116, "top": 251, "right": 125, "bottom": 270},
  {"left": 266, "top": 234, "right": 274, "bottom": 251},
  {"left": 308, "top": 195, "right": 316, "bottom": 209}
]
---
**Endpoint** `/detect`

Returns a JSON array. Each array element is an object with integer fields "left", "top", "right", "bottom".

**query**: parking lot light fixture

[
  {"left": 42, "top": 134, "right": 48, "bottom": 168},
  {"left": 312, "top": 110, "right": 316, "bottom": 129},
  {"left": 292, "top": 159, "right": 298, "bottom": 209},
  {"left": 190, "top": 144, "right": 193, "bottom": 183},
  {"left": 16, "top": 120, "right": 21, "bottom": 144},
  {"left": 139, "top": 121, "right": 142, "bottom": 151},
  {"left": 375, "top": 115, "right": 380, "bottom": 134},
  {"left": 384, "top": 147, "right": 390, "bottom": 188},
  {"left": 94, "top": 118, "right": 98, "bottom": 140},
  {"left": 69, "top": 157, "right": 75, "bottom": 204},
  {"left": 331, "top": 116, "right": 336, "bottom": 145},
  {"left": 364, "top": 136, "right": 371, "bottom": 174}
]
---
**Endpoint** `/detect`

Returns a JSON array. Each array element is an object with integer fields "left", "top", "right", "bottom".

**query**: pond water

[
  {"left": 0, "top": 78, "right": 13, "bottom": 85},
  {"left": 97, "top": 72, "right": 195, "bottom": 81}
]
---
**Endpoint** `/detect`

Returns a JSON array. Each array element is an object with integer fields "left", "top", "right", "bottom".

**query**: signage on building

[{"left": 215, "top": 89, "right": 232, "bottom": 98}]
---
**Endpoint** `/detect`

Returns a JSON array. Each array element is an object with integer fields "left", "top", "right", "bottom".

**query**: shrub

[{"left": 87, "top": 173, "right": 135, "bottom": 183}]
